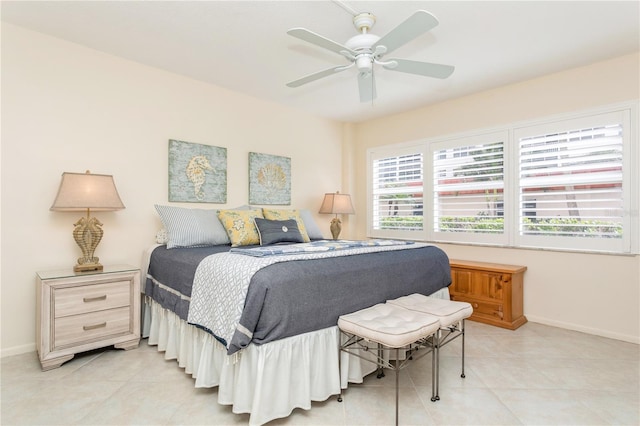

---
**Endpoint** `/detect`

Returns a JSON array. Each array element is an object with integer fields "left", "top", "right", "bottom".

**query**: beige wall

[
  {"left": 2, "top": 23, "right": 638, "bottom": 356},
  {"left": 350, "top": 52, "right": 640, "bottom": 343},
  {"left": 0, "top": 24, "right": 344, "bottom": 356}
]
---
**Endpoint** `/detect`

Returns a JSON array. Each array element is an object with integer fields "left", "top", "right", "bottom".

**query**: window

[
  {"left": 514, "top": 111, "right": 630, "bottom": 253},
  {"left": 431, "top": 132, "right": 507, "bottom": 245},
  {"left": 366, "top": 104, "right": 638, "bottom": 254},
  {"left": 369, "top": 147, "right": 424, "bottom": 239}
]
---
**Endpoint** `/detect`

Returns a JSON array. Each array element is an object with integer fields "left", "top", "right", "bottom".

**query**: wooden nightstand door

[{"left": 449, "top": 260, "right": 527, "bottom": 330}]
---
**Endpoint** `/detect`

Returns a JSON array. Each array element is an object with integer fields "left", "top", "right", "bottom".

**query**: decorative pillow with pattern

[
  {"left": 254, "top": 218, "right": 304, "bottom": 245},
  {"left": 261, "top": 209, "right": 311, "bottom": 242},
  {"left": 217, "top": 209, "right": 264, "bottom": 247},
  {"left": 156, "top": 228, "right": 169, "bottom": 244},
  {"left": 155, "top": 205, "right": 230, "bottom": 248}
]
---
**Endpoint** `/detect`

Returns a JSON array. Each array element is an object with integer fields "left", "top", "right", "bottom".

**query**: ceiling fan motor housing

[
  {"left": 345, "top": 32, "right": 380, "bottom": 75},
  {"left": 345, "top": 33, "right": 380, "bottom": 51}
]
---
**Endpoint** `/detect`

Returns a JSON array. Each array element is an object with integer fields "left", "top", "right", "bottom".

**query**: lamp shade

[
  {"left": 51, "top": 171, "right": 125, "bottom": 212},
  {"left": 319, "top": 192, "right": 354, "bottom": 215}
]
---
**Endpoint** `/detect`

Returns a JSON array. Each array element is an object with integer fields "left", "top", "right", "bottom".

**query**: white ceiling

[{"left": 2, "top": 1, "right": 638, "bottom": 123}]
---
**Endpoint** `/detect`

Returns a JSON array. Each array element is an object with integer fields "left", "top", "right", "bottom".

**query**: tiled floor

[{"left": 1, "top": 321, "right": 638, "bottom": 425}]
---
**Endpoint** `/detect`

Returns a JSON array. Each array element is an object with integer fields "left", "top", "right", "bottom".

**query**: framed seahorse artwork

[
  {"left": 168, "top": 139, "right": 227, "bottom": 203},
  {"left": 248, "top": 152, "right": 291, "bottom": 205}
]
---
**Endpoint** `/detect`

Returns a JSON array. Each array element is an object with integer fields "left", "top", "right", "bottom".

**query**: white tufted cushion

[
  {"left": 387, "top": 294, "right": 473, "bottom": 327},
  {"left": 338, "top": 303, "right": 440, "bottom": 348}
]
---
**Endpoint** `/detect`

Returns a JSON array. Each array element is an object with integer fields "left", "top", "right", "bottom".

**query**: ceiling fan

[{"left": 286, "top": 9, "right": 455, "bottom": 103}]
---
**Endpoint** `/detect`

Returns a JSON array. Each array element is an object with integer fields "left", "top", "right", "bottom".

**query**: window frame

[
  {"left": 365, "top": 101, "right": 639, "bottom": 254},
  {"left": 429, "top": 130, "right": 511, "bottom": 246},
  {"left": 367, "top": 143, "right": 427, "bottom": 241}
]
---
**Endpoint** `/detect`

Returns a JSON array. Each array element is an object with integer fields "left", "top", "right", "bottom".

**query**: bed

[{"left": 141, "top": 206, "right": 452, "bottom": 425}]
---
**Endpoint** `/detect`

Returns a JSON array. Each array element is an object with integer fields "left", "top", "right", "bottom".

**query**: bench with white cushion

[
  {"left": 387, "top": 293, "right": 473, "bottom": 401},
  {"left": 337, "top": 302, "right": 440, "bottom": 425}
]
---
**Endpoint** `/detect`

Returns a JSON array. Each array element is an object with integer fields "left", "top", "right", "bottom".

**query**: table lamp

[
  {"left": 50, "top": 170, "right": 125, "bottom": 272},
  {"left": 319, "top": 191, "right": 355, "bottom": 239}
]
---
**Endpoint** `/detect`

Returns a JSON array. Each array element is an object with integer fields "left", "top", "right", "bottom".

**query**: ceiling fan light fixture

[{"left": 355, "top": 55, "right": 373, "bottom": 73}]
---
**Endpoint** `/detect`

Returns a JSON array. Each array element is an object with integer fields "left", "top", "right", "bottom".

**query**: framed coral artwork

[
  {"left": 168, "top": 139, "right": 227, "bottom": 203},
  {"left": 248, "top": 152, "right": 291, "bottom": 205}
]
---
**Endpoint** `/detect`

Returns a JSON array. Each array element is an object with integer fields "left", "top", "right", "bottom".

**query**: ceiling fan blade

[
  {"left": 372, "top": 10, "right": 439, "bottom": 56},
  {"left": 358, "top": 72, "right": 377, "bottom": 103},
  {"left": 286, "top": 65, "right": 348, "bottom": 88},
  {"left": 287, "top": 28, "right": 355, "bottom": 56},
  {"left": 384, "top": 58, "right": 454, "bottom": 79}
]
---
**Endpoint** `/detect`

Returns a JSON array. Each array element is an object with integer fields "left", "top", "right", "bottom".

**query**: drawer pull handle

[
  {"left": 83, "top": 295, "right": 107, "bottom": 303},
  {"left": 83, "top": 322, "right": 107, "bottom": 331}
]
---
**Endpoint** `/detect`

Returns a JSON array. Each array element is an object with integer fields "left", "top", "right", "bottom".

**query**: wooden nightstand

[
  {"left": 36, "top": 264, "right": 141, "bottom": 370},
  {"left": 448, "top": 260, "right": 527, "bottom": 330}
]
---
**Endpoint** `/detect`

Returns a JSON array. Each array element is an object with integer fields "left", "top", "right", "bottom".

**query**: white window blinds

[
  {"left": 518, "top": 122, "right": 624, "bottom": 240},
  {"left": 432, "top": 139, "right": 505, "bottom": 236},
  {"left": 371, "top": 152, "right": 423, "bottom": 232},
  {"left": 366, "top": 103, "right": 636, "bottom": 253}
]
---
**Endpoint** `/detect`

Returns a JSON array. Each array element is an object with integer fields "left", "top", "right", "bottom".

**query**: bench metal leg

[
  {"left": 395, "top": 347, "right": 399, "bottom": 426},
  {"left": 377, "top": 343, "right": 386, "bottom": 378},
  {"left": 431, "top": 330, "right": 440, "bottom": 402},
  {"left": 337, "top": 337, "right": 343, "bottom": 402},
  {"left": 461, "top": 319, "right": 466, "bottom": 379}
]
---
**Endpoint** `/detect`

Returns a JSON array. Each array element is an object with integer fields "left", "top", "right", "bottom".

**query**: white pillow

[
  {"left": 300, "top": 209, "right": 324, "bottom": 240},
  {"left": 155, "top": 205, "right": 230, "bottom": 248}
]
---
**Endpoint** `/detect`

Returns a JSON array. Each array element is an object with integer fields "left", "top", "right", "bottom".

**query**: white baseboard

[
  {"left": 1, "top": 343, "right": 36, "bottom": 358},
  {"left": 526, "top": 315, "right": 640, "bottom": 344}
]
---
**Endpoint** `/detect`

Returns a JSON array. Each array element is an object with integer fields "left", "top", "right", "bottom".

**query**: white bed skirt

[{"left": 143, "top": 287, "right": 449, "bottom": 426}]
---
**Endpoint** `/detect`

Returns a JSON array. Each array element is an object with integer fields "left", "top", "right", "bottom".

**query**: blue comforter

[{"left": 144, "top": 241, "right": 451, "bottom": 354}]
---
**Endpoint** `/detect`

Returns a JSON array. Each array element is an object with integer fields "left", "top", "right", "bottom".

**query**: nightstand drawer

[
  {"left": 469, "top": 299, "right": 503, "bottom": 320},
  {"left": 53, "top": 306, "right": 131, "bottom": 348},
  {"left": 54, "top": 280, "right": 131, "bottom": 318}
]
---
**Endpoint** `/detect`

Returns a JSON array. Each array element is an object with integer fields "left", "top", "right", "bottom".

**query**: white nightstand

[{"left": 36, "top": 264, "right": 141, "bottom": 371}]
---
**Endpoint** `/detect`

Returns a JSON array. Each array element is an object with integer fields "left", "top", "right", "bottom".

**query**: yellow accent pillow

[
  {"left": 262, "top": 209, "right": 310, "bottom": 242},
  {"left": 217, "top": 209, "right": 264, "bottom": 247}
]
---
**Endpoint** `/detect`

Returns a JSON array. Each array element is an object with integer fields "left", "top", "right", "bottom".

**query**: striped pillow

[{"left": 155, "top": 205, "right": 230, "bottom": 248}]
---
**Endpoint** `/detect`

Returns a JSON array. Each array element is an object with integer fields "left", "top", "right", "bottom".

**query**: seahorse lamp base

[
  {"left": 72, "top": 213, "right": 105, "bottom": 273},
  {"left": 330, "top": 217, "right": 342, "bottom": 240}
]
